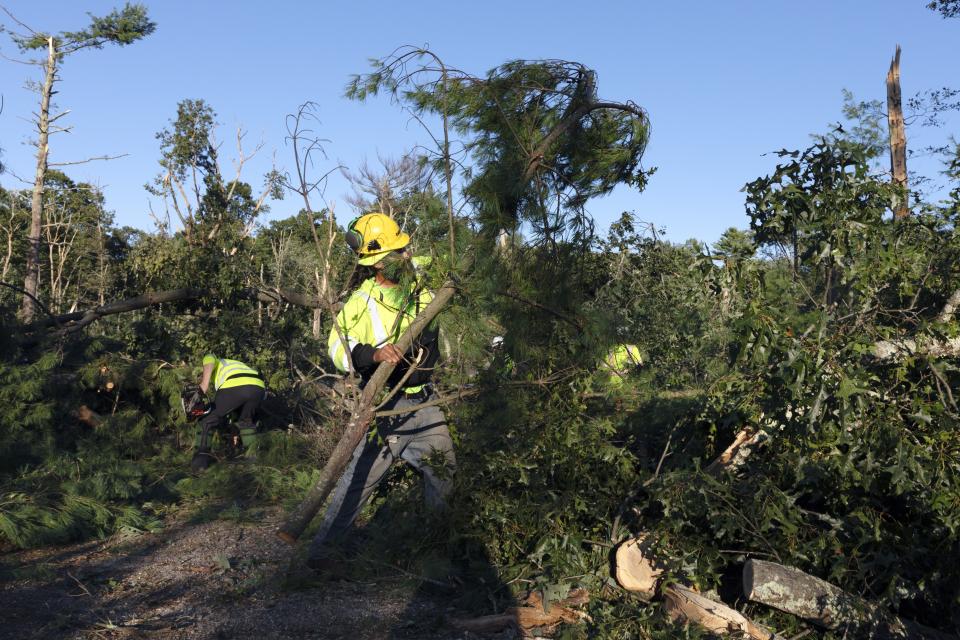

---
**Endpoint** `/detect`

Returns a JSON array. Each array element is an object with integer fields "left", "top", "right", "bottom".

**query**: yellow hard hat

[{"left": 344, "top": 213, "right": 410, "bottom": 266}]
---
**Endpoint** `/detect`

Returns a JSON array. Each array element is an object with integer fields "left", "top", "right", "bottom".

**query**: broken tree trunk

[
  {"left": 887, "top": 45, "right": 909, "bottom": 219},
  {"left": 276, "top": 279, "right": 458, "bottom": 544},
  {"left": 613, "top": 534, "right": 665, "bottom": 599},
  {"left": 744, "top": 560, "right": 952, "bottom": 639},
  {"left": 663, "top": 585, "right": 781, "bottom": 640}
]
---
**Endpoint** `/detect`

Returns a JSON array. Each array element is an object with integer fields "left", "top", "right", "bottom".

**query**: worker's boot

[
  {"left": 306, "top": 533, "right": 357, "bottom": 578},
  {"left": 237, "top": 420, "right": 259, "bottom": 460},
  {"left": 191, "top": 449, "right": 213, "bottom": 472}
]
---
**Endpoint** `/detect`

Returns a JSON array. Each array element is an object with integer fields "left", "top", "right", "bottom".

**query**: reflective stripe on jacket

[
  {"left": 203, "top": 355, "right": 265, "bottom": 391},
  {"left": 328, "top": 260, "right": 436, "bottom": 394}
]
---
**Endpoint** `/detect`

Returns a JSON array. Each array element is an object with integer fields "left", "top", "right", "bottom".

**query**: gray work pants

[{"left": 309, "top": 393, "right": 455, "bottom": 557}]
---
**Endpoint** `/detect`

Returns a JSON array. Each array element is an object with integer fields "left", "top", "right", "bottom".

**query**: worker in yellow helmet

[
  {"left": 601, "top": 344, "right": 643, "bottom": 388},
  {"left": 308, "top": 212, "right": 455, "bottom": 573},
  {"left": 191, "top": 354, "right": 265, "bottom": 471}
]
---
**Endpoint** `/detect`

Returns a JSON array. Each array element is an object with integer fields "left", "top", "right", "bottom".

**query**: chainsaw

[{"left": 181, "top": 384, "right": 213, "bottom": 421}]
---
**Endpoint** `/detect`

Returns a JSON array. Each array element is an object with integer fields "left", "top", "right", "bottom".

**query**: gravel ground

[{"left": 0, "top": 508, "right": 514, "bottom": 640}]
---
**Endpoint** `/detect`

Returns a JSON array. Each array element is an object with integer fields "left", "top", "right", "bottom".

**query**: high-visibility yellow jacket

[
  {"left": 328, "top": 263, "right": 438, "bottom": 391},
  {"left": 601, "top": 344, "right": 643, "bottom": 388},
  {"left": 202, "top": 354, "right": 264, "bottom": 392}
]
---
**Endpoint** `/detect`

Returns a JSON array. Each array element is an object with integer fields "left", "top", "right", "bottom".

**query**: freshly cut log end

[{"left": 613, "top": 535, "right": 665, "bottom": 598}]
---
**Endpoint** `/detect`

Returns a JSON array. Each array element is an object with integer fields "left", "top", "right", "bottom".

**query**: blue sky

[{"left": 0, "top": 1, "right": 957, "bottom": 243}]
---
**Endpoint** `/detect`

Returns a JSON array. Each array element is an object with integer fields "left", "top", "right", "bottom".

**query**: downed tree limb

[
  {"left": 613, "top": 534, "right": 665, "bottom": 599},
  {"left": 449, "top": 588, "right": 590, "bottom": 637},
  {"left": 253, "top": 287, "right": 323, "bottom": 309},
  {"left": 872, "top": 335, "right": 960, "bottom": 361},
  {"left": 26, "top": 287, "right": 211, "bottom": 332},
  {"left": 276, "top": 278, "right": 458, "bottom": 544},
  {"left": 871, "top": 287, "right": 960, "bottom": 360},
  {"left": 663, "top": 584, "right": 781, "bottom": 640},
  {"left": 27, "top": 286, "right": 326, "bottom": 333},
  {"left": 744, "top": 559, "right": 953, "bottom": 639}
]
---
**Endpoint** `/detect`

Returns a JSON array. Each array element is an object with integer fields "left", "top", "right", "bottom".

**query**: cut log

[
  {"left": 613, "top": 535, "right": 665, "bottom": 598},
  {"left": 663, "top": 585, "right": 781, "bottom": 640},
  {"left": 449, "top": 588, "right": 590, "bottom": 637},
  {"left": 744, "top": 560, "right": 953, "bottom": 639}
]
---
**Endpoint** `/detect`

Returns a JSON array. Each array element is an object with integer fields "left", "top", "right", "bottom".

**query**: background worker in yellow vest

[
  {"left": 307, "top": 212, "right": 455, "bottom": 573},
  {"left": 601, "top": 343, "right": 643, "bottom": 388},
  {"left": 192, "top": 354, "right": 266, "bottom": 472}
]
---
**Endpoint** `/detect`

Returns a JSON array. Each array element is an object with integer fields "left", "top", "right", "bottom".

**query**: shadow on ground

[{"left": 0, "top": 503, "right": 518, "bottom": 640}]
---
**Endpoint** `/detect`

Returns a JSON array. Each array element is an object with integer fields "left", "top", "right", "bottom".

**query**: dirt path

[{"left": 0, "top": 508, "right": 511, "bottom": 640}]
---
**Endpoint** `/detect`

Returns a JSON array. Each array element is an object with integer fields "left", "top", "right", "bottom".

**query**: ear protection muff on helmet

[
  {"left": 345, "top": 217, "right": 364, "bottom": 253},
  {"left": 344, "top": 216, "right": 383, "bottom": 254}
]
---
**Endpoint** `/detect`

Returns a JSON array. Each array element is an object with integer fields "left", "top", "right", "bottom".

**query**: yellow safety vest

[
  {"left": 601, "top": 344, "right": 643, "bottom": 388},
  {"left": 202, "top": 355, "right": 264, "bottom": 391},
  {"left": 328, "top": 268, "right": 434, "bottom": 390}
]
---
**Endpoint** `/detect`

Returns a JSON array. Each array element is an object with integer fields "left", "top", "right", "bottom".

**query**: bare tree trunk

[
  {"left": 887, "top": 45, "right": 909, "bottom": 219},
  {"left": 440, "top": 64, "right": 456, "bottom": 261},
  {"left": 311, "top": 308, "right": 321, "bottom": 339},
  {"left": 257, "top": 263, "right": 264, "bottom": 327},
  {"left": 2, "top": 191, "right": 20, "bottom": 282},
  {"left": 96, "top": 215, "right": 107, "bottom": 306},
  {"left": 21, "top": 36, "right": 57, "bottom": 322}
]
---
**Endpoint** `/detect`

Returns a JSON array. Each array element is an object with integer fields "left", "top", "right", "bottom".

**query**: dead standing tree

[
  {"left": 0, "top": 3, "right": 155, "bottom": 322},
  {"left": 342, "top": 153, "right": 431, "bottom": 230},
  {"left": 887, "top": 45, "right": 909, "bottom": 218},
  {"left": 280, "top": 102, "right": 346, "bottom": 343}
]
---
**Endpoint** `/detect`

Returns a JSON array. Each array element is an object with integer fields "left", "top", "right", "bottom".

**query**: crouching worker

[
  {"left": 601, "top": 343, "right": 643, "bottom": 389},
  {"left": 308, "top": 212, "right": 456, "bottom": 572},
  {"left": 191, "top": 354, "right": 265, "bottom": 472}
]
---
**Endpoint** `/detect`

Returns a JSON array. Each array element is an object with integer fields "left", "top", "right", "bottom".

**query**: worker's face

[{"left": 378, "top": 249, "right": 412, "bottom": 283}]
